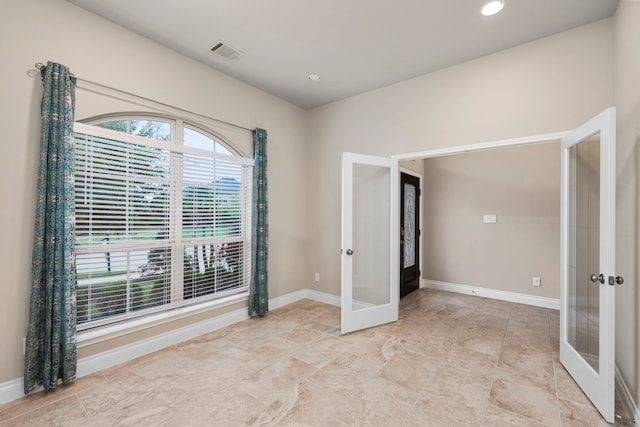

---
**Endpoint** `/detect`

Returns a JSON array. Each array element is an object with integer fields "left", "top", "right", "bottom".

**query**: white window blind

[{"left": 73, "top": 122, "right": 253, "bottom": 329}]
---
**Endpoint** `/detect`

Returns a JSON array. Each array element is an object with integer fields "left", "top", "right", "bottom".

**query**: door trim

[{"left": 391, "top": 131, "right": 570, "bottom": 161}]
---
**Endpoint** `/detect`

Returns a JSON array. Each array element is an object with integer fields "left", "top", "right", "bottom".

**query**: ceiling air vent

[{"left": 210, "top": 41, "right": 242, "bottom": 61}]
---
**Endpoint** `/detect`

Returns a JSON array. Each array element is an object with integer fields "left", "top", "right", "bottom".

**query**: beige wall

[
  {"left": 400, "top": 159, "right": 424, "bottom": 176},
  {"left": 614, "top": 0, "right": 640, "bottom": 410},
  {"left": 422, "top": 143, "right": 560, "bottom": 299},
  {"left": 0, "top": 0, "right": 307, "bottom": 384},
  {"left": 3, "top": 0, "right": 635, "bottom": 412},
  {"left": 306, "top": 18, "right": 614, "bottom": 298}
]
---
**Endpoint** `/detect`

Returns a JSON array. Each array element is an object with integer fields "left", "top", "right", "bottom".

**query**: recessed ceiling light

[
  {"left": 481, "top": 0, "right": 504, "bottom": 16},
  {"left": 308, "top": 74, "right": 321, "bottom": 83}
]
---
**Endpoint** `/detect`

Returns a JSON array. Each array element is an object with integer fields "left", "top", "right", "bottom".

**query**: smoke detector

[{"left": 210, "top": 41, "right": 242, "bottom": 61}]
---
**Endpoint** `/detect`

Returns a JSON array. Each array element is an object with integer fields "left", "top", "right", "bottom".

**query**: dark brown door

[{"left": 400, "top": 172, "right": 420, "bottom": 298}]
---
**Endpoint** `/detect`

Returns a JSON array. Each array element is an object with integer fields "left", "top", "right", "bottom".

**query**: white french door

[
  {"left": 341, "top": 152, "right": 399, "bottom": 334},
  {"left": 560, "top": 107, "right": 619, "bottom": 423}
]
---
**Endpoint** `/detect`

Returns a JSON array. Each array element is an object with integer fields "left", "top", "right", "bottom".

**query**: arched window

[{"left": 73, "top": 115, "right": 252, "bottom": 328}]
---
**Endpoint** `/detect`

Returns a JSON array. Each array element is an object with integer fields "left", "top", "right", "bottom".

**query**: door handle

[
  {"left": 346, "top": 249, "right": 353, "bottom": 256},
  {"left": 590, "top": 274, "right": 624, "bottom": 285}
]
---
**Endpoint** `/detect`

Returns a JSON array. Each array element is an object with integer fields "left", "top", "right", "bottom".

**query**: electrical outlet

[
  {"left": 314, "top": 273, "right": 320, "bottom": 282},
  {"left": 532, "top": 277, "right": 541, "bottom": 287}
]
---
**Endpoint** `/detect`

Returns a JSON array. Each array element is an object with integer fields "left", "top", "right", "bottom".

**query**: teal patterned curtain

[
  {"left": 249, "top": 128, "right": 268, "bottom": 317},
  {"left": 24, "top": 62, "right": 77, "bottom": 394}
]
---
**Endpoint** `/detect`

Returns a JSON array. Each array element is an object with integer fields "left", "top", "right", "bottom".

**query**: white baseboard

[
  {"left": 270, "top": 289, "right": 308, "bottom": 309},
  {"left": 0, "top": 378, "right": 24, "bottom": 407},
  {"left": 0, "top": 289, "right": 312, "bottom": 406},
  {"left": 1, "top": 304, "right": 251, "bottom": 405},
  {"left": 423, "top": 279, "right": 560, "bottom": 310},
  {"left": 303, "top": 289, "right": 341, "bottom": 307},
  {"left": 76, "top": 289, "right": 319, "bottom": 379},
  {"left": 616, "top": 366, "right": 640, "bottom": 423},
  {"left": 76, "top": 306, "right": 250, "bottom": 378},
  {"left": 4, "top": 285, "right": 636, "bottom": 421}
]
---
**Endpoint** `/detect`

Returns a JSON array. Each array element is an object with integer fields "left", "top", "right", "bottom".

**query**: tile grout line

[
  {"left": 547, "top": 313, "right": 562, "bottom": 426},
  {"left": 401, "top": 383, "right": 428, "bottom": 425},
  {"left": 0, "top": 292, "right": 612, "bottom": 426},
  {"left": 0, "top": 391, "right": 81, "bottom": 425},
  {"left": 76, "top": 392, "right": 91, "bottom": 420},
  {"left": 0, "top": 391, "right": 75, "bottom": 423},
  {"left": 485, "top": 299, "right": 555, "bottom": 427},
  {"left": 492, "top": 403, "right": 557, "bottom": 427}
]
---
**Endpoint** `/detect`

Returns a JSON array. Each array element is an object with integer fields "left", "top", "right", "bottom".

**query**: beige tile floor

[{"left": 0, "top": 289, "right": 632, "bottom": 426}]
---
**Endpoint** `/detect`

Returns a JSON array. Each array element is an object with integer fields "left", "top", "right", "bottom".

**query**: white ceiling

[{"left": 66, "top": 0, "right": 619, "bottom": 110}]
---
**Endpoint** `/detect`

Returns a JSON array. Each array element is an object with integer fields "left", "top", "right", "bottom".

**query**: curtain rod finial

[{"left": 35, "top": 62, "right": 45, "bottom": 70}]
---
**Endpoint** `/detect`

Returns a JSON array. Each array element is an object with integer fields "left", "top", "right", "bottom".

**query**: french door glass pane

[
  {"left": 568, "top": 133, "right": 600, "bottom": 372},
  {"left": 352, "top": 164, "right": 391, "bottom": 310}
]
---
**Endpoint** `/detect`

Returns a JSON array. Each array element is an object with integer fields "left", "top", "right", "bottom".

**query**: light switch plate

[{"left": 483, "top": 214, "right": 497, "bottom": 224}]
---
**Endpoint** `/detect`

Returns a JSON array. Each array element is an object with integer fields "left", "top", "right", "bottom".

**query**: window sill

[{"left": 77, "top": 291, "right": 249, "bottom": 348}]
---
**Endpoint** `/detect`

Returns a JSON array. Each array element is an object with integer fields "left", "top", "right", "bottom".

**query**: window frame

[
  {"left": 74, "top": 114, "right": 253, "bottom": 335},
  {"left": 83, "top": 113, "right": 246, "bottom": 157}
]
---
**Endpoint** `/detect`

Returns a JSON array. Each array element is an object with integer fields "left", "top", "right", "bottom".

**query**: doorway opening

[{"left": 394, "top": 131, "right": 568, "bottom": 303}]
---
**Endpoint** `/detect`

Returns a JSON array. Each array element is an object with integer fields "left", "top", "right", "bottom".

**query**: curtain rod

[{"left": 34, "top": 62, "right": 254, "bottom": 133}]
